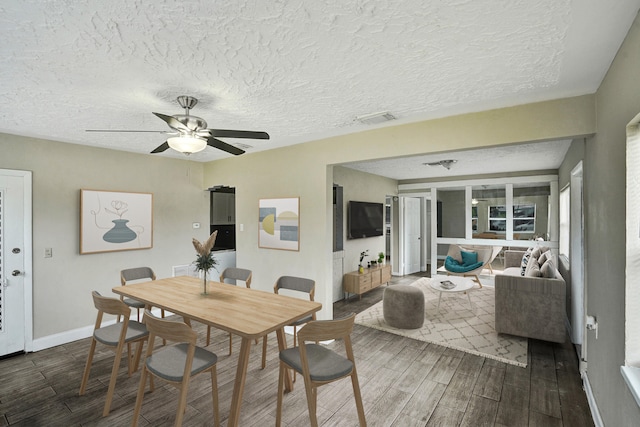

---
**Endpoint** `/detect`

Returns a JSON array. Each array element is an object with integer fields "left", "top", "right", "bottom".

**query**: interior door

[
  {"left": 570, "top": 162, "right": 586, "bottom": 369},
  {"left": 0, "top": 170, "right": 32, "bottom": 356},
  {"left": 403, "top": 197, "right": 421, "bottom": 274}
]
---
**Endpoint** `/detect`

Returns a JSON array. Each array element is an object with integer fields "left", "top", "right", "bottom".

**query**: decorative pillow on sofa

[
  {"left": 525, "top": 257, "right": 542, "bottom": 277},
  {"left": 538, "top": 250, "right": 552, "bottom": 265},
  {"left": 460, "top": 250, "right": 478, "bottom": 266},
  {"left": 525, "top": 263, "right": 542, "bottom": 277},
  {"left": 541, "top": 259, "right": 556, "bottom": 278},
  {"left": 520, "top": 247, "right": 533, "bottom": 276}
]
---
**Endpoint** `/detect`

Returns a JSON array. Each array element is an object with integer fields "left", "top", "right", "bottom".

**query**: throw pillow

[
  {"left": 525, "top": 255, "right": 541, "bottom": 277},
  {"left": 538, "top": 250, "right": 552, "bottom": 265},
  {"left": 541, "top": 259, "right": 556, "bottom": 278},
  {"left": 460, "top": 250, "right": 478, "bottom": 266},
  {"left": 525, "top": 262, "right": 542, "bottom": 277},
  {"left": 520, "top": 247, "right": 533, "bottom": 276},
  {"left": 531, "top": 247, "right": 543, "bottom": 259},
  {"left": 448, "top": 245, "right": 463, "bottom": 263}
]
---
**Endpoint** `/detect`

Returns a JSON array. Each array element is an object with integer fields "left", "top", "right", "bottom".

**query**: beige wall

[
  {"left": 0, "top": 134, "right": 208, "bottom": 339},
  {"left": 332, "top": 166, "right": 397, "bottom": 272},
  {"left": 584, "top": 12, "right": 640, "bottom": 426},
  {"left": 204, "top": 95, "right": 596, "bottom": 320}
]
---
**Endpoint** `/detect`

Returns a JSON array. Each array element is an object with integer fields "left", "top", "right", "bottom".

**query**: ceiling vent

[{"left": 356, "top": 111, "right": 396, "bottom": 125}]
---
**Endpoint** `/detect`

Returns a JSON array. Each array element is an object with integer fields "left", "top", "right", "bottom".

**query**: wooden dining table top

[{"left": 112, "top": 275, "right": 322, "bottom": 340}]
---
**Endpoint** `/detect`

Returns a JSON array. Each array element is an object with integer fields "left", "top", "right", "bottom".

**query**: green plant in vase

[
  {"left": 378, "top": 252, "right": 385, "bottom": 264},
  {"left": 192, "top": 230, "right": 219, "bottom": 295}
]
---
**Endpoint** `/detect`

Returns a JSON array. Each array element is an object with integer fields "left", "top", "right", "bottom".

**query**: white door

[
  {"left": 403, "top": 197, "right": 421, "bottom": 274},
  {"left": 0, "top": 170, "right": 32, "bottom": 356}
]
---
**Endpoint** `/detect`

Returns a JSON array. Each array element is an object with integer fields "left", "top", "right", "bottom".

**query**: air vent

[{"left": 356, "top": 111, "right": 396, "bottom": 125}]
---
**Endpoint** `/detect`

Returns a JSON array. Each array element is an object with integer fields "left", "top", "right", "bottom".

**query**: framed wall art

[
  {"left": 80, "top": 189, "right": 153, "bottom": 254},
  {"left": 258, "top": 197, "right": 300, "bottom": 251}
]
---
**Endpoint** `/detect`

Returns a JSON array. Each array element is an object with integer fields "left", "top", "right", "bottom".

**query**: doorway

[
  {"left": 0, "top": 169, "right": 33, "bottom": 356},
  {"left": 402, "top": 197, "right": 421, "bottom": 275}
]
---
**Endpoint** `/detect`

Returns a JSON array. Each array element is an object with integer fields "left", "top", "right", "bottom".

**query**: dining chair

[
  {"left": 206, "top": 267, "right": 253, "bottom": 354},
  {"left": 132, "top": 310, "right": 220, "bottom": 427},
  {"left": 276, "top": 313, "right": 366, "bottom": 427},
  {"left": 120, "top": 267, "right": 159, "bottom": 322},
  {"left": 79, "top": 291, "right": 149, "bottom": 417},
  {"left": 262, "top": 276, "right": 315, "bottom": 370}
]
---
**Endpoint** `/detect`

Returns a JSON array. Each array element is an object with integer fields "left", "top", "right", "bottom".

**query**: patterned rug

[{"left": 354, "top": 277, "right": 528, "bottom": 367}]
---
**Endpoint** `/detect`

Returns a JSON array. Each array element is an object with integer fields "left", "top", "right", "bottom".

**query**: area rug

[{"left": 354, "top": 278, "right": 528, "bottom": 367}]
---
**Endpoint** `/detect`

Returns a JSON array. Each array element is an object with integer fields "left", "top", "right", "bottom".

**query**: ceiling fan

[{"left": 86, "top": 95, "right": 269, "bottom": 155}]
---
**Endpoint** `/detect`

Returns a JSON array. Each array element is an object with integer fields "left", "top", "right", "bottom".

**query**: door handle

[{"left": 12, "top": 270, "right": 22, "bottom": 276}]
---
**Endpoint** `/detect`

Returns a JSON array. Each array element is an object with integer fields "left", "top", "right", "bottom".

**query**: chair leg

[
  {"left": 229, "top": 332, "right": 233, "bottom": 355},
  {"left": 206, "top": 326, "right": 211, "bottom": 346},
  {"left": 79, "top": 338, "right": 97, "bottom": 395},
  {"left": 103, "top": 341, "right": 125, "bottom": 417},
  {"left": 351, "top": 371, "right": 367, "bottom": 426},
  {"left": 175, "top": 378, "right": 191, "bottom": 426},
  {"left": 211, "top": 366, "right": 220, "bottom": 427},
  {"left": 132, "top": 367, "right": 148, "bottom": 427},
  {"left": 126, "top": 342, "right": 133, "bottom": 376},
  {"left": 276, "top": 362, "right": 286, "bottom": 427},
  {"left": 303, "top": 380, "right": 318, "bottom": 427}
]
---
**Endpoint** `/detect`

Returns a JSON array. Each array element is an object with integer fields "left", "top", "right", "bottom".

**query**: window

[
  {"left": 488, "top": 205, "right": 506, "bottom": 231},
  {"left": 513, "top": 204, "right": 536, "bottom": 232}
]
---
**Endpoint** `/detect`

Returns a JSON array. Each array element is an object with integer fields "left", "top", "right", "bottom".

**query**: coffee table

[{"left": 430, "top": 275, "right": 475, "bottom": 312}]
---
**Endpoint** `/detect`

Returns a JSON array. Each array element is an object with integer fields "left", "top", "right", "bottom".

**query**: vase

[
  {"left": 358, "top": 265, "right": 364, "bottom": 274},
  {"left": 103, "top": 219, "right": 137, "bottom": 243},
  {"left": 202, "top": 270, "right": 208, "bottom": 295}
]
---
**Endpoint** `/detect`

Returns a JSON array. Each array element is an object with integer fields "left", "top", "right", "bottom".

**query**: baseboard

[
  {"left": 30, "top": 308, "right": 166, "bottom": 352},
  {"left": 582, "top": 371, "right": 604, "bottom": 427}
]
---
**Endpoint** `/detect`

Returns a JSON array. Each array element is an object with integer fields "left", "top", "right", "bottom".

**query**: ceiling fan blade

[
  {"left": 207, "top": 137, "right": 245, "bottom": 156},
  {"left": 86, "top": 129, "right": 167, "bottom": 133},
  {"left": 153, "top": 112, "right": 192, "bottom": 132},
  {"left": 151, "top": 141, "right": 170, "bottom": 153},
  {"left": 207, "top": 129, "right": 270, "bottom": 139}
]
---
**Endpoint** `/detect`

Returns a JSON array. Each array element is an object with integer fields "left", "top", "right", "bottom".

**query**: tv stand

[{"left": 343, "top": 264, "right": 391, "bottom": 300}]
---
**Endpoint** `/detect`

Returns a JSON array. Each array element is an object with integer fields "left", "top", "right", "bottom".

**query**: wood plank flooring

[{"left": 0, "top": 274, "right": 594, "bottom": 426}]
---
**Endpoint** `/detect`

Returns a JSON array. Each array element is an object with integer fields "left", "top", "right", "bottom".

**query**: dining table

[{"left": 112, "top": 275, "right": 322, "bottom": 426}]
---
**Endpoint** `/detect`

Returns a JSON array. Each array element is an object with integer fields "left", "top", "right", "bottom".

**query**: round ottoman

[{"left": 383, "top": 285, "right": 425, "bottom": 329}]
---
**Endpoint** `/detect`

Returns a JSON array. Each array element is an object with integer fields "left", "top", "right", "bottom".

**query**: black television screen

[{"left": 348, "top": 201, "right": 384, "bottom": 239}]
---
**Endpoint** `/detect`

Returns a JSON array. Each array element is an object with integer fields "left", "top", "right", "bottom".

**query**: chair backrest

[
  {"left": 92, "top": 291, "right": 131, "bottom": 318},
  {"left": 297, "top": 313, "right": 355, "bottom": 344},
  {"left": 274, "top": 276, "right": 315, "bottom": 301},
  {"left": 121, "top": 267, "right": 156, "bottom": 286},
  {"left": 143, "top": 309, "right": 197, "bottom": 346},
  {"left": 220, "top": 267, "right": 252, "bottom": 288}
]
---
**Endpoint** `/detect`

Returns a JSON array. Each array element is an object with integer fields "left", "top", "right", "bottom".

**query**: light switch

[
  {"left": 44, "top": 248, "right": 53, "bottom": 258},
  {"left": 240, "top": 224, "right": 244, "bottom": 232}
]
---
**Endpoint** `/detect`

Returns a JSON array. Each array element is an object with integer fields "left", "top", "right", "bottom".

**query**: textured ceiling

[{"left": 1, "top": 0, "right": 639, "bottom": 175}]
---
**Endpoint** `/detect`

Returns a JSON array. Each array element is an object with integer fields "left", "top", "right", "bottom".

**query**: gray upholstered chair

[
  {"left": 206, "top": 267, "right": 253, "bottom": 354},
  {"left": 79, "top": 291, "right": 149, "bottom": 417},
  {"left": 262, "top": 276, "right": 315, "bottom": 370},
  {"left": 120, "top": 267, "right": 157, "bottom": 322},
  {"left": 276, "top": 314, "right": 366, "bottom": 427},
  {"left": 132, "top": 310, "right": 220, "bottom": 427}
]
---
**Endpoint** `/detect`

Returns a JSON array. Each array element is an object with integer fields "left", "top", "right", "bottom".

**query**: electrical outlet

[{"left": 44, "top": 248, "right": 53, "bottom": 258}]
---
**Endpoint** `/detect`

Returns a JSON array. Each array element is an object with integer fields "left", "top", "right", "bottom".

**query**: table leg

[
  {"left": 227, "top": 337, "right": 252, "bottom": 427},
  {"left": 276, "top": 328, "right": 294, "bottom": 392}
]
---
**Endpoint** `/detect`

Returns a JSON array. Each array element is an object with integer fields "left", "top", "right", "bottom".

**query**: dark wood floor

[{"left": 0, "top": 274, "right": 593, "bottom": 426}]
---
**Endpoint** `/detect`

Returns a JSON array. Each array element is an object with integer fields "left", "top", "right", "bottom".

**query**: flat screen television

[{"left": 348, "top": 201, "right": 384, "bottom": 239}]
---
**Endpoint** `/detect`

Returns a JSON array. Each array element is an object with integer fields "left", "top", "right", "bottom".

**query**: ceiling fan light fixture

[{"left": 167, "top": 135, "right": 207, "bottom": 154}]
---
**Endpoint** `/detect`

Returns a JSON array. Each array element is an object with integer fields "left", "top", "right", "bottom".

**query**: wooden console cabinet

[{"left": 343, "top": 264, "right": 391, "bottom": 299}]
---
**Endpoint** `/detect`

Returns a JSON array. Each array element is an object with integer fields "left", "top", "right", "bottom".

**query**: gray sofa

[{"left": 495, "top": 249, "right": 566, "bottom": 343}]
